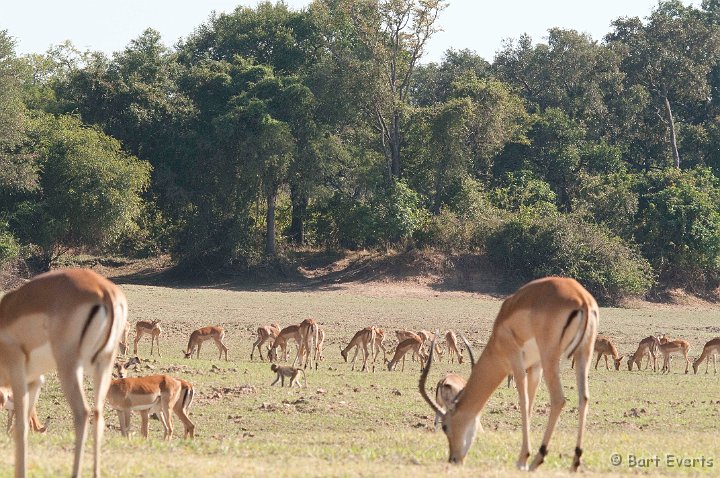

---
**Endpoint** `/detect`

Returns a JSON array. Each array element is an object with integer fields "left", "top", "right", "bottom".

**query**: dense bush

[
  {"left": 311, "top": 180, "right": 427, "bottom": 248},
  {"left": 0, "top": 223, "right": 19, "bottom": 266},
  {"left": 486, "top": 214, "right": 653, "bottom": 303},
  {"left": 634, "top": 167, "right": 720, "bottom": 289}
]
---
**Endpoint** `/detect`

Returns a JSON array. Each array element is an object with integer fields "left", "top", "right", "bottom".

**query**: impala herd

[{"left": 0, "top": 269, "right": 718, "bottom": 476}]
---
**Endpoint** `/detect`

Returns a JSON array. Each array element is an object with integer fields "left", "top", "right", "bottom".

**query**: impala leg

[
  {"left": 57, "top": 364, "right": 90, "bottom": 478},
  {"left": 713, "top": 354, "right": 717, "bottom": 374},
  {"left": 196, "top": 343, "right": 202, "bottom": 360},
  {"left": 140, "top": 410, "right": 150, "bottom": 438},
  {"left": 175, "top": 404, "right": 195, "bottom": 439},
  {"left": 594, "top": 352, "right": 601, "bottom": 370},
  {"left": 570, "top": 346, "right": 592, "bottom": 472},
  {"left": 7, "top": 357, "right": 29, "bottom": 478},
  {"left": 529, "top": 355, "right": 566, "bottom": 471},
  {"left": 91, "top": 352, "right": 114, "bottom": 477},
  {"left": 156, "top": 335, "right": 161, "bottom": 357},
  {"left": 513, "top": 360, "right": 532, "bottom": 471}
]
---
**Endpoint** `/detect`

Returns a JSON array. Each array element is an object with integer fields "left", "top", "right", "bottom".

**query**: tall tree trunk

[
  {"left": 265, "top": 190, "right": 277, "bottom": 256},
  {"left": 390, "top": 110, "right": 402, "bottom": 178},
  {"left": 288, "top": 184, "right": 308, "bottom": 245},
  {"left": 664, "top": 95, "right": 681, "bottom": 169}
]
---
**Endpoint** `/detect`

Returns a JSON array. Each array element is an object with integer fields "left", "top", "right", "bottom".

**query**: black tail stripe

[
  {"left": 564, "top": 310, "right": 586, "bottom": 359},
  {"left": 91, "top": 296, "right": 115, "bottom": 364},
  {"left": 81, "top": 305, "right": 101, "bottom": 346},
  {"left": 560, "top": 310, "right": 580, "bottom": 340}
]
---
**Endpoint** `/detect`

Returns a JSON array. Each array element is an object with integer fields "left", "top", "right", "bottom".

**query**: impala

[
  {"left": 183, "top": 326, "right": 228, "bottom": 361},
  {"left": 0, "top": 268, "right": 127, "bottom": 477},
  {"left": 295, "top": 318, "right": 320, "bottom": 370},
  {"left": 341, "top": 327, "right": 376, "bottom": 372},
  {"left": 0, "top": 386, "right": 46, "bottom": 434},
  {"left": 387, "top": 336, "right": 426, "bottom": 372},
  {"left": 692, "top": 337, "right": 720, "bottom": 374},
  {"left": 110, "top": 358, "right": 195, "bottom": 439},
  {"left": 250, "top": 324, "right": 280, "bottom": 361},
  {"left": 373, "top": 328, "right": 389, "bottom": 363},
  {"left": 108, "top": 373, "right": 181, "bottom": 439},
  {"left": 659, "top": 339, "right": 691, "bottom": 374},
  {"left": 268, "top": 324, "right": 302, "bottom": 362},
  {"left": 118, "top": 321, "right": 131, "bottom": 355},
  {"left": 626, "top": 335, "right": 661, "bottom": 372},
  {"left": 134, "top": 319, "right": 162, "bottom": 357},
  {"left": 316, "top": 326, "right": 326, "bottom": 365},
  {"left": 420, "top": 276, "right": 598, "bottom": 471},
  {"left": 445, "top": 330, "right": 465, "bottom": 364},
  {"left": 433, "top": 334, "right": 476, "bottom": 430},
  {"left": 571, "top": 335, "right": 622, "bottom": 370}
]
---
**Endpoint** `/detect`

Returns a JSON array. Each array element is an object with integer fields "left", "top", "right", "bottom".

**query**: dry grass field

[{"left": 0, "top": 270, "right": 719, "bottom": 477}]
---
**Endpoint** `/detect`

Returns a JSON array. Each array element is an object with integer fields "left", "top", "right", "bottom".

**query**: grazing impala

[
  {"left": 341, "top": 327, "right": 376, "bottom": 372},
  {"left": 315, "top": 326, "right": 326, "bottom": 366},
  {"left": 627, "top": 336, "right": 661, "bottom": 371},
  {"left": 387, "top": 336, "right": 426, "bottom": 372},
  {"left": 0, "top": 387, "right": 46, "bottom": 434},
  {"left": 118, "top": 321, "right": 131, "bottom": 355},
  {"left": 659, "top": 339, "right": 691, "bottom": 374},
  {"left": 445, "top": 330, "right": 465, "bottom": 364},
  {"left": 108, "top": 370, "right": 181, "bottom": 440},
  {"left": 433, "top": 334, "right": 476, "bottom": 430},
  {"left": 692, "top": 337, "right": 720, "bottom": 374},
  {"left": 183, "top": 326, "right": 228, "bottom": 361},
  {"left": 134, "top": 319, "right": 162, "bottom": 357},
  {"left": 420, "top": 277, "right": 598, "bottom": 471},
  {"left": 373, "top": 328, "right": 389, "bottom": 363},
  {"left": 572, "top": 336, "right": 622, "bottom": 370},
  {"left": 250, "top": 324, "right": 280, "bottom": 361},
  {"left": 268, "top": 324, "right": 302, "bottom": 362},
  {"left": 110, "top": 358, "right": 196, "bottom": 439},
  {"left": 295, "top": 318, "right": 320, "bottom": 370},
  {"left": 0, "top": 268, "right": 127, "bottom": 477}
]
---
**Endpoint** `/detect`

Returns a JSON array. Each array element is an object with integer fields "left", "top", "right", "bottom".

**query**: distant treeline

[{"left": 2, "top": 0, "right": 720, "bottom": 301}]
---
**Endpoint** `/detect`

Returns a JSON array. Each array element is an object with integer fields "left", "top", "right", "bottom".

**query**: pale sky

[{"left": 1, "top": 0, "right": 703, "bottom": 63}]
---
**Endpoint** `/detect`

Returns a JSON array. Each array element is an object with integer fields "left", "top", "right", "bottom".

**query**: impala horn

[
  {"left": 419, "top": 331, "right": 444, "bottom": 416},
  {"left": 459, "top": 333, "right": 475, "bottom": 367}
]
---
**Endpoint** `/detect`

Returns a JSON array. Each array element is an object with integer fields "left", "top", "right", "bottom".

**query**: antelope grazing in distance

[
  {"left": 571, "top": 336, "right": 623, "bottom": 370},
  {"left": 295, "top": 318, "right": 320, "bottom": 370},
  {"left": 420, "top": 276, "right": 598, "bottom": 471},
  {"left": 250, "top": 324, "right": 280, "bottom": 361},
  {"left": 660, "top": 339, "right": 691, "bottom": 374},
  {"left": 268, "top": 324, "right": 302, "bottom": 362},
  {"left": 316, "top": 326, "right": 326, "bottom": 365},
  {"left": 341, "top": 327, "right": 376, "bottom": 372},
  {"left": 373, "top": 328, "right": 388, "bottom": 363},
  {"left": 0, "top": 268, "right": 127, "bottom": 477},
  {"left": 627, "top": 335, "right": 662, "bottom": 371},
  {"left": 693, "top": 337, "right": 720, "bottom": 374},
  {"left": 183, "top": 326, "right": 228, "bottom": 361},
  {"left": 433, "top": 334, "right": 476, "bottom": 430},
  {"left": 108, "top": 359, "right": 182, "bottom": 440},
  {"left": 134, "top": 319, "right": 162, "bottom": 357},
  {"left": 112, "top": 357, "right": 196, "bottom": 439},
  {"left": 0, "top": 387, "right": 46, "bottom": 434},
  {"left": 118, "top": 321, "right": 131, "bottom": 355},
  {"left": 387, "top": 336, "right": 426, "bottom": 371},
  {"left": 419, "top": 330, "right": 444, "bottom": 361},
  {"left": 445, "top": 330, "right": 464, "bottom": 364}
]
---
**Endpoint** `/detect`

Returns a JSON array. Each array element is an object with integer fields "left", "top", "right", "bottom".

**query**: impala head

[
  {"left": 692, "top": 358, "right": 699, "bottom": 374},
  {"left": 340, "top": 346, "right": 348, "bottom": 362},
  {"left": 182, "top": 349, "right": 193, "bottom": 359},
  {"left": 613, "top": 355, "right": 624, "bottom": 371},
  {"left": 419, "top": 333, "right": 479, "bottom": 464}
]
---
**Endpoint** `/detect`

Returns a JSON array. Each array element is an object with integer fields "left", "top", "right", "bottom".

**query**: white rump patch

[
  {"left": 26, "top": 343, "right": 55, "bottom": 382},
  {"left": 521, "top": 338, "right": 541, "bottom": 368}
]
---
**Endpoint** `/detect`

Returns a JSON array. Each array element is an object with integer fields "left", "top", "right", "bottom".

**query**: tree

[
  {"left": 10, "top": 114, "right": 151, "bottom": 268},
  {"left": 606, "top": 1, "right": 720, "bottom": 168},
  {"left": 314, "top": 0, "right": 446, "bottom": 180}
]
